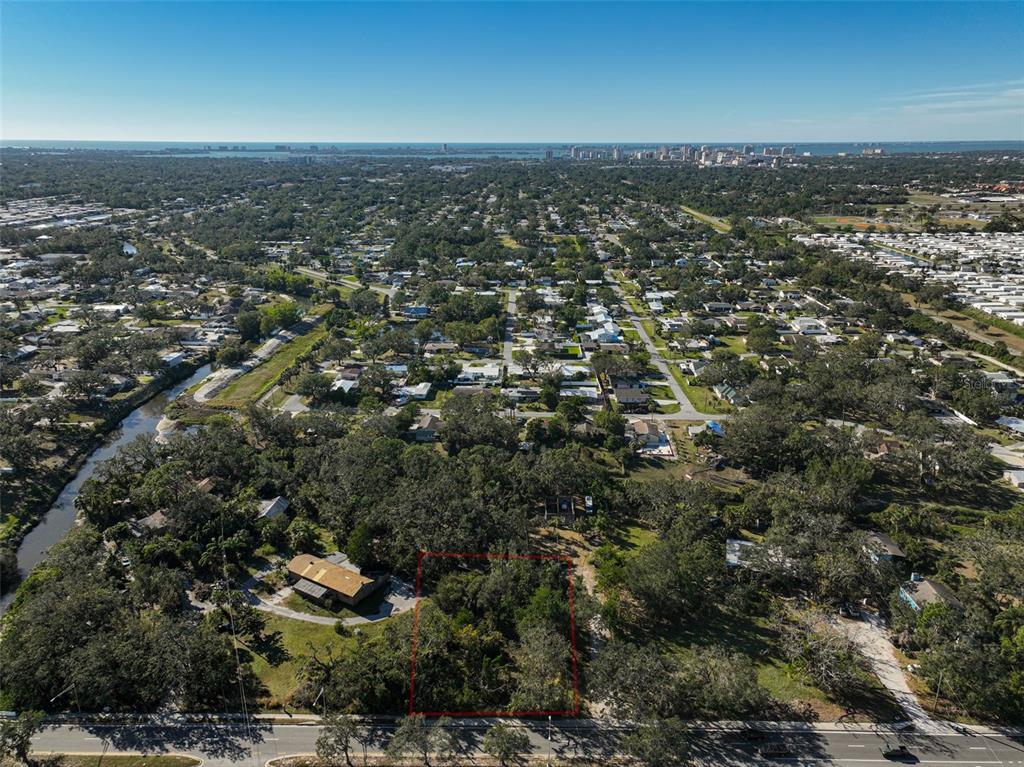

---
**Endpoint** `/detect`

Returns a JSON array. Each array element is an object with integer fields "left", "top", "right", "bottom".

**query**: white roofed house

[
  {"left": 160, "top": 350, "right": 188, "bottom": 368},
  {"left": 791, "top": 316, "right": 828, "bottom": 335},
  {"left": 396, "top": 381, "right": 432, "bottom": 402},
  {"left": 455, "top": 362, "right": 501, "bottom": 385},
  {"left": 627, "top": 418, "right": 665, "bottom": 445},
  {"left": 586, "top": 321, "right": 623, "bottom": 344}
]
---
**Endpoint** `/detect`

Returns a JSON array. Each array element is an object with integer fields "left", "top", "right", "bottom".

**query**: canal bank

[{"left": 0, "top": 360, "right": 213, "bottom": 614}]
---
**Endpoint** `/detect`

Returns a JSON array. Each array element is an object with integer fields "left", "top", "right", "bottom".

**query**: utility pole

[{"left": 313, "top": 685, "right": 327, "bottom": 718}]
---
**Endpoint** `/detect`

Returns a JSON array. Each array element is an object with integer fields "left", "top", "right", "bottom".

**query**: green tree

[
  {"left": 296, "top": 372, "right": 333, "bottom": 402},
  {"left": 482, "top": 722, "right": 530, "bottom": 766},
  {"left": 236, "top": 310, "right": 261, "bottom": 342},
  {"left": 316, "top": 713, "right": 360, "bottom": 767},
  {"left": 0, "top": 710, "right": 44, "bottom": 764},
  {"left": 288, "top": 518, "right": 320, "bottom": 552},
  {"left": 136, "top": 302, "right": 164, "bottom": 326},
  {"left": 385, "top": 715, "right": 439, "bottom": 766},
  {"left": 623, "top": 717, "right": 690, "bottom": 767}
]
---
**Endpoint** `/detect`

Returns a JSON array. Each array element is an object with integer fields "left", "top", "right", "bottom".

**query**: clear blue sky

[{"left": 2, "top": 1, "right": 1022, "bottom": 142}]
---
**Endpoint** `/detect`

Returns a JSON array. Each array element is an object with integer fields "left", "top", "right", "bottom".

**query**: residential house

[
  {"left": 899, "top": 574, "right": 963, "bottom": 612},
  {"left": 712, "top": 383, "right": 746, "bottom": 406},
  {"left": 702, "top": 301, "right": 732, "bottom": 314},
  {"left": 627, "top": 419, "right": 668, "bottom": 447},
  {"left": 258, "top": 496, "right": 290, "bottom": 521},
  {"left": 134, "top": 510, "right": 169, "bottom": 535},
  {"left": 612, "top": 383, "right": 649, "bottom": 409},
  {"left": 864, "top": 531, "right": 906, "bottom": 563},
  {"left": 409, "top": 413, "right": 444, "bottom": 442},
  {"left": 396, "top": 381, "right": 432, "bottom": 401},
  {"left": 680, "top": 358, "right": 710, "bottom": 377},
  {"left": 791, "top": 317, "right": 828, "bottom": 335},
  {"left": 287, "top": 553, "right": 386, "bottom": 607}
]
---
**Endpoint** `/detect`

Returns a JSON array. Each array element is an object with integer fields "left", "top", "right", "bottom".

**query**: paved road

[
  {"left": 609, "top": 280, "right": 719, "bottom": 421},
  {"left": 293, "top": 267, "right": 397, "bottom": 299},
  {"left": 31, "top": 720, "right": 1024, "bottom": 767},
  {"left": 419, "top": 406, "right": 714, "bottom": 423},
  {"left": 503, "top": 289, "right": 517, "bottom": 368}
]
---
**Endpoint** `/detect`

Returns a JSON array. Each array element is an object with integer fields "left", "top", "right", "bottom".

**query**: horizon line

[{"left": 3, "top": 138, "right": 1023, "bottom": 146}]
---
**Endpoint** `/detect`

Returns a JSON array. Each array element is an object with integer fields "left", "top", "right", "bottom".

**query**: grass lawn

[
  {"left": 611, "top": 522, "right": 657, "bottom": 551},
  {"left": 645, "top": 384, "right": 674, "bottom": 399},
  {"left": 626, "top": 296, "right": 648, "bottom": 316},
  {"left": 957, "top": 305, "right": 1024, "bottom": 343},
  {"left": 242, "top": 614, "right": 386, "bottom": 709},
  {"left": 811, "top": 215, "right": 898, "bottom": 231},
  {"left": 718, "top": 335, "right": 746, "bottom": 354},
  {"left": 210, "top": 323, "right": 328, "bottom": 409},
  {"left": 639, "top": 320, "right": 666, "bottom": 347},
  {"left": 265, "top": 387, "right": 290, "bottom": 409},
  {"left": 669, "top": 367, "right": 734, "bottom": 415},
  {"left": 60, "top": 758, "right": 199, "bottom": 767},
  {"left": 902, "top": 294, "right": 1024, "bottom": 363},
  {"left": 680, "top": 204, "right": 731, "bottom": 233}
]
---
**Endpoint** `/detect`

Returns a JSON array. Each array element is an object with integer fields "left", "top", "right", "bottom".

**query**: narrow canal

[{"left": 0, "top": 363, "right": 212, "bottom": 614}]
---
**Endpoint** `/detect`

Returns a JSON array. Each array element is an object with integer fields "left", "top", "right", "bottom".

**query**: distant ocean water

[{"left": 1, "top": 140, "right": 1022, "bottom": 159}]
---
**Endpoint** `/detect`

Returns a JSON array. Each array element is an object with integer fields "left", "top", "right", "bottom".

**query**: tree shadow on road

[{"left": 78, "top": 719, "right": 272, "bottom": 762}]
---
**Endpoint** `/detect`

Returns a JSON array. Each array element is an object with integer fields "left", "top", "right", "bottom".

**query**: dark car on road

[
  {"left": 882, "top": 745, "right": 918, "bottom": 762},
  {"left": 758, "top": 742, "right": 794, "bottom": 759}
]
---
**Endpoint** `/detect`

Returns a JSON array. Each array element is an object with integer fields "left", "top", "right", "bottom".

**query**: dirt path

[{"left": 834, "top": 613, "right": 938, "bottom": 730}]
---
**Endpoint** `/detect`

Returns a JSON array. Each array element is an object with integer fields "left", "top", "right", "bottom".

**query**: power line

[{"left": 218, "top": 508, "right": 261, "bottom": 767}]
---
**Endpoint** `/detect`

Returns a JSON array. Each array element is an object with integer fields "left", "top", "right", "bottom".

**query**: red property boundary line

[{"left": 408, "top": 550, "right": 581, "bottom": 717}]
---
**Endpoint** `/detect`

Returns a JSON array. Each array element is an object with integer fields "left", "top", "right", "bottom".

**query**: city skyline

[{"left": 2, "top": 1, "right": 1022, "bottom": 143}]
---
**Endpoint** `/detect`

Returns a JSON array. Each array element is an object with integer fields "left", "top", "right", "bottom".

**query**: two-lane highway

[{"left": 31, "top": 719, "right": 1024, "bottom": 766}]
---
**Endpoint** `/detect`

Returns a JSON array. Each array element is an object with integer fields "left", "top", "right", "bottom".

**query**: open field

[
  {"left": 903, "top": 293, "right": 1024, "bottom": 359},
  {"left": 669, "top": 366, "right": 734, "bottom": 414},
  {"left": 812, "top": 215, "right": 899, "bottom": 231},
  {"left": 241, "top": 613, "right": 387, "bottom": 709},
  {"left": 209, "top": 323, "right": 328, "bottom": 409},
  {"left": 680, "top": 204, "right": 731, "bottom": 233},
  {"left": 718, "top": 335, "right": 746, "bottom": 354}
]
